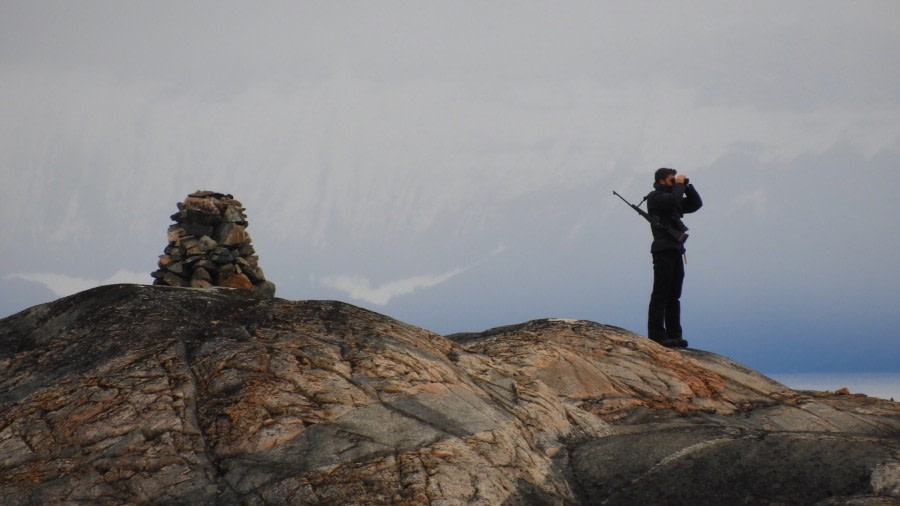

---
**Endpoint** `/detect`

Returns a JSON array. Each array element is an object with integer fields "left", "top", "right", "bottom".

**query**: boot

[{"left": 657, "top": 338, "right": 688, "bottom": 348}]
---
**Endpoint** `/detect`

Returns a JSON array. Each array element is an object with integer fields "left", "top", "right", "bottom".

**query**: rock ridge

[{"left": 1, "top": 284, "right": 898, "bottom": 505}]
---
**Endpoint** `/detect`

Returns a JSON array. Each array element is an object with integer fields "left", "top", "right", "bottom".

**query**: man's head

[{"left": 655, "top": 168, "right": 677, "bottom": 186}]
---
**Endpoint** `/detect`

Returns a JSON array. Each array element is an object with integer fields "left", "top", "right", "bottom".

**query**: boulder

[
  {"left": 218, "top": 273, "right": 252, "bottom": 290},
  {"left": 184, "top": 196, "right": 220, "bottom": 215},
  {"left": 191, "top": 267, "right": 212, "bottom": 282},
  {"left": 0, "top": 286, "right": 897, "bottom": 505},
  {"left": 190, "top": 279, "right": 214, "bottom": 289},
  {"left": 252, "top": 280, "right": 277, "bottom": 298},
  {"left": 213, "top": 223, "right": 248, "bottom": 246}
]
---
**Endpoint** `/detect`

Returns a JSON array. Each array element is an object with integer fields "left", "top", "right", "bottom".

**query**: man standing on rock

[{"left": 646, "top": 168, "right": 702, "bottom": 348}]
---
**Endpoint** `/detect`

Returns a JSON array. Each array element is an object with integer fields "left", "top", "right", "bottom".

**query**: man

[{"left": 646, "top": 168, "right": 702, "bottom": 348}]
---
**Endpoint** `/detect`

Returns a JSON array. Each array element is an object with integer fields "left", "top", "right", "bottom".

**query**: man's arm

[
  {"left": 647, "top": 184, "right": 686, "bottom": 212},
  {"left": 682, "top": 184, "right": 702, "bottom": 213}
]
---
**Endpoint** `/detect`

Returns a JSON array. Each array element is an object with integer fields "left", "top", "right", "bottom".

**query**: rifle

[{"left": 613, "top": 191, "right": 688, "bottom": 244}]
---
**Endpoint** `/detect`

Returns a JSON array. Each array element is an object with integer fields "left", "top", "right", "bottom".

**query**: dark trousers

[{"left": 648, "top": 250, "right": 684, "bottom": 342}]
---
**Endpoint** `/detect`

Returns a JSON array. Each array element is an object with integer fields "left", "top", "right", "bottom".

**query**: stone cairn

[{"left": 151, "top": 191, "right": 276, "bottom": 297}]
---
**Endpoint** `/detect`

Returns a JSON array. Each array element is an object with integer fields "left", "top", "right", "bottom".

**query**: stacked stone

[{"left": 151, "top": 191, "right": 276, "bottom": 297}]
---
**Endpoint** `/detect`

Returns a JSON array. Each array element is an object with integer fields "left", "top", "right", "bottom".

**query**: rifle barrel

[{"left": 612, "top": 191, "right": 631, "bottom": 206}]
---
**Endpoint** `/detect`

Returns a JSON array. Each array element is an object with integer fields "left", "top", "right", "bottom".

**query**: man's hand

[{"left": 675, "top": 174, "right": 687, "bottom": 184}]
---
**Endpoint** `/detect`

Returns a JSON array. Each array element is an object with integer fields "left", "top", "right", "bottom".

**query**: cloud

[
  {"left": 321, "top": 268, "right": 464, "bottom": 306},
  {"left": 319, "top": 245, "right": 508, "bottom": 305},
  {"left": 6, "top": 269, "right": 149, "bottom": 297},
  {"left": 733, "top": 188, "right": 769, "bottom": 219}
]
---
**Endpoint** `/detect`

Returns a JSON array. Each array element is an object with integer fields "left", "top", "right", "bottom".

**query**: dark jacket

[{"left": 646, "top": 182, "right": 702, "bottom": 253}]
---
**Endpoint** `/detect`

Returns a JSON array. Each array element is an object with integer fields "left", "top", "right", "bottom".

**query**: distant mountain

[
  {"left": 1, "top": 284, "right": 898, "bottom": 504},
  {"left": 0, "top": 276, "right": 56, "bottom": 319}
]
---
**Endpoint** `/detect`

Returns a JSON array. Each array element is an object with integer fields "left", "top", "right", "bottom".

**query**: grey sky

[{"left": 2, "top": 1, "right": 898, "bottom": 373}]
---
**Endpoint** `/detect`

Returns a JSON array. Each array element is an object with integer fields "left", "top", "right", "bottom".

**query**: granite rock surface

[{"left": 1, "top": 284, "right": 898, "bottom": 504}]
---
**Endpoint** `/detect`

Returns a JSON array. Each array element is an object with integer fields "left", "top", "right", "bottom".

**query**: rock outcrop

[
  {"left": 1, "top": 284, "right": 898, "bottom": 505},
  {"left": 150, "top": 191, "right": 275, "bottom": 296}
]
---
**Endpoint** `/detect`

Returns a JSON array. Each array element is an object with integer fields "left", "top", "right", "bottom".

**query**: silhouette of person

[{"left": 646, "top": 168, "right": 702, "bottom": 347}]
